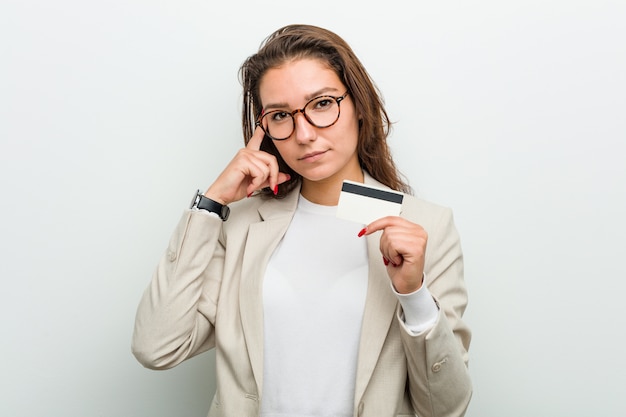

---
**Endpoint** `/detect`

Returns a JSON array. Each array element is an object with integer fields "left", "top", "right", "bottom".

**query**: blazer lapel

[
  {"left": 239, "top": 191, "right": 299, "bottom": 396},
  {"left": 353, "top": 233, "right": 398, "bottom": 404},
  {"left": 353, "top": 173, "right": 401, "bottom": 404}
]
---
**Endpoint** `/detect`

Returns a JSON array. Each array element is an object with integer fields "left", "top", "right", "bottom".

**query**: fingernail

[
  {"left": 383, "top": 256, "right": 389, "bottom": 266},
  {"left": 273, "top": 185, "right": 278, "bottom": 195},
  {"left": 357, "top": 228, "right": 367, "bottom": 237},
  {"left": 247, "top": 192, "right": 253, "bottom": 198}
]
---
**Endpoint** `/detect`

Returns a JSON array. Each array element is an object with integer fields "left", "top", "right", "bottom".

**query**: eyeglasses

[{"left": 255, "top": 91, "right": 349, "bottom": 141}]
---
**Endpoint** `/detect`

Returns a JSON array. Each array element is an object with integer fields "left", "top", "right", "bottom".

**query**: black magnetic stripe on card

[{"left": 341, "top": 182, "right": 404, "bottom": 204}]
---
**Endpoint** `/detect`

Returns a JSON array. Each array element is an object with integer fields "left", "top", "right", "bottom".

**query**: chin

[{"left": 294, "top": 165, "right": 337, "bottom": 182}]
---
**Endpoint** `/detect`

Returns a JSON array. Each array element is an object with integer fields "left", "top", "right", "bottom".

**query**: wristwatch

[{"left": 190, "top": 189, "right": 230, "bottom": 221}]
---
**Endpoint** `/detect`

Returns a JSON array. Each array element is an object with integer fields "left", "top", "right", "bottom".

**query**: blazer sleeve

[
  {"left": 399, "top": 200, "right": 472, "bottom": 417},
  {"left": 131, "top": 209, "right": 225, "bottom": 370}
]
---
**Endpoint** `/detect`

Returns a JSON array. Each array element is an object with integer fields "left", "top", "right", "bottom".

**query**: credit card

[{"left": 336, "top": 180, "right": 404, "bottom": 225}]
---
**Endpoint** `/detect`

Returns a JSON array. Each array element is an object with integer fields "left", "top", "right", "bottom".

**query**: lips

[{"left": 298, "top": 150, "right": 328, "bottom": 162}]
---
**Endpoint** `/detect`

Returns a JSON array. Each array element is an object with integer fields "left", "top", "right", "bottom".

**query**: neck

[{"left": 301, "top": 169, "right": 364, "bottom": 206}]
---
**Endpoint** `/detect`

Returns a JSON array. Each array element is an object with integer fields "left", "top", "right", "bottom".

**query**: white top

[{"left": 260, "top": 195, "right": 438, "bottom": 417}]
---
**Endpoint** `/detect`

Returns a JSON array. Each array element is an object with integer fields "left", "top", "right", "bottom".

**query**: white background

[{"left": 1, "top": 1, "right": 625, "bottom": 416}]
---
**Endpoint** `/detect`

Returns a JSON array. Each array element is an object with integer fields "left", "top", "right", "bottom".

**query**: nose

[{"left": 293, "top": 112, "right": 316, "bottom": 144}]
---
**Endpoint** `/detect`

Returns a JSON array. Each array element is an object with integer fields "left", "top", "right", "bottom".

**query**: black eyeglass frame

[{"left": 255, "top": 91, "right": 350, "bottom": 141}]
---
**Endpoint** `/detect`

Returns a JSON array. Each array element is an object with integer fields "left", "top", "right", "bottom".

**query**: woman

[{"left": 132, "top": 24, "right": 472, "bottom": 417}]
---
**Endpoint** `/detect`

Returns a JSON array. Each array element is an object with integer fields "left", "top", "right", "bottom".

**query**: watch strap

[{"left": 191, "top": 190, "right": 229, "bottom": 221}]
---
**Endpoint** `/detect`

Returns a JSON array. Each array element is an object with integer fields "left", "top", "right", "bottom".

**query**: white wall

[{"left": 1, "top": 1, "right": 625, "bottom": 416}]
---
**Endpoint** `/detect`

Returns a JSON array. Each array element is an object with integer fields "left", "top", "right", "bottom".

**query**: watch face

[{"left": 190, "top": 189, "right": 201, "bottom": 209}]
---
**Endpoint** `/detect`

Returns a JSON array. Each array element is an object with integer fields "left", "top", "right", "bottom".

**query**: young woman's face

[{"left": 258, "top": 58, "right": 361, "bottom": 186}]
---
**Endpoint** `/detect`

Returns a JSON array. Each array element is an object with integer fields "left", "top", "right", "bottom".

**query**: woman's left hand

[{"left": 359, "top": 217, "right": 427, "bottom": 294}]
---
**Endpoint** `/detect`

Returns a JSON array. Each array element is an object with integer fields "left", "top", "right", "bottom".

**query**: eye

[
  {"left": 309, "top": 97, "right": 335, "bottom": 111},
  {"left": 268, "top": 111, "right": 290, "bottom": 123}
]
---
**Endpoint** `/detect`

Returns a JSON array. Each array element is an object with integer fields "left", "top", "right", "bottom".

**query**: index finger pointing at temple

[{"left": 246, "top": 126, "right": 266, "bottom": 151}]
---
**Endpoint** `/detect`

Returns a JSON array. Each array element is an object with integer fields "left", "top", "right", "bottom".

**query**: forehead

[{"left": 259, "top": 58, "right": 343, "bottom": 106}]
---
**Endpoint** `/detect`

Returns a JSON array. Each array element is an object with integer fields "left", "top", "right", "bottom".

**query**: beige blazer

[{"left": 132, "top": 174, "right": 472, "bottom": 417}]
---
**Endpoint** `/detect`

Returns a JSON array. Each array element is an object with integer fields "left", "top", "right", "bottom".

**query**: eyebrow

[{"left": 263, "top": 87, "right": 341, "bottom": 111}]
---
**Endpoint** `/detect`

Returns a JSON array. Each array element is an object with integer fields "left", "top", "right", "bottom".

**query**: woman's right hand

[{"left": 203, "top": 127, "right": 291, "bottom": 205}]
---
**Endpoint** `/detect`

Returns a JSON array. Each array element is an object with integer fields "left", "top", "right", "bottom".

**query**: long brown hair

[{"left": 239, "top": 24, "right": 411, "bottom": 197}]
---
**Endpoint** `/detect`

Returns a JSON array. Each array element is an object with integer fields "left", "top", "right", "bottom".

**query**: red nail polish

[
  {"left": 247, "top": 192, "right": 253, "bottom": 198},
  {"left": 273, "top": 185, "right": 278, "bottom": 195},
  {"left": 383, "top": 256, "right": 389, "bottom": 266},
  {"left": 357, "top": 228, "right": 367, "bottom": 237}
]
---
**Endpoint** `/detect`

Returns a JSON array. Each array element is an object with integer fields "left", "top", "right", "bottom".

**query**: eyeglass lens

[{"left": 259, "top": 95, "right": 341, "bottom": 140}]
